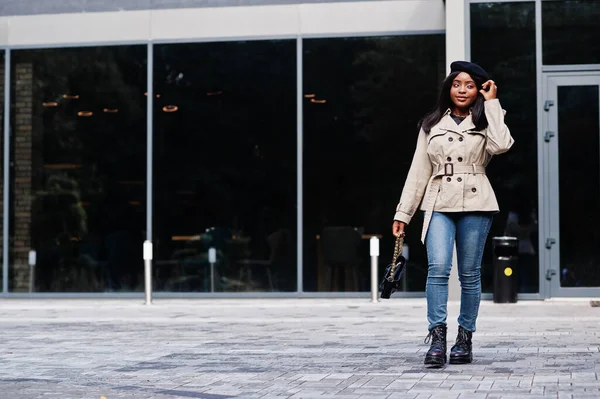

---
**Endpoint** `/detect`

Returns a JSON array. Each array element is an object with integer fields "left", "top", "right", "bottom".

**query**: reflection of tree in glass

[
  {"left": 14, "top": 46, "right": 147, "bottom": 292},
  {"left": 32, "top": 174, "right": 96, "bottom": 291}
]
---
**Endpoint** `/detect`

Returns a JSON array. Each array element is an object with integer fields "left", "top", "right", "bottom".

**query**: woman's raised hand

[{"left": 480, "top": 80, "right": 497, "bottom": 101}]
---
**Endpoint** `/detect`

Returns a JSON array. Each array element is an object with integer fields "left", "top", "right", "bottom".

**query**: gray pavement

[{"left": 0, "top": 298, "right": 598, "bottom": 399}]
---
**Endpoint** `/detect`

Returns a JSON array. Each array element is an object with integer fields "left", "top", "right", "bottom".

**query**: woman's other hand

[
  {"left": 392, "top": 220, "right": 406, "bottom": 237},
  {"left": 480, "top": 80, "right": 497, "bottom": 101}
]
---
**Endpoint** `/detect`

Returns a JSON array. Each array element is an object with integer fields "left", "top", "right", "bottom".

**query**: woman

[{"left": 392, "top": 61, "right": 513, "bottom": 366}]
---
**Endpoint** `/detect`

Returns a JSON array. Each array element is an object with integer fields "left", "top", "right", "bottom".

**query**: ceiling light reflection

[
  {"left": 310, "top": 99, "right": 327, "bottom": 104},
  {"left": 304, "top": 94, "right": 316, "bottom": 98},
  {"left": 172, "top": 235, "right": 201, "bottom": 241},
  {"left": 63, "top": 94, "right": 79, "bottom": 99},
  {"left": 162, "top": 105, "right": 178, "bottom": 113},
  {"left": 103, "top": 108, "right": 119, "bottom": 113},
  {"left": 42, "top": 102, "right": 58, "bottom": 107},
  {"left": 77, "top": 111, "right": 93, "bottom": 117}
]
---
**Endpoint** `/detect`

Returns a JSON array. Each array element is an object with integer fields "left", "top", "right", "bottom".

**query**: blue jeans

[{"left": 425, "top": 212, "right": 493, "bottom": 333}]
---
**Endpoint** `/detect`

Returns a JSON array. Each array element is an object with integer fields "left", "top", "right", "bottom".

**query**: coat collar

[{"left": 437, "top": 108, "right": 476, "bottom": 132}]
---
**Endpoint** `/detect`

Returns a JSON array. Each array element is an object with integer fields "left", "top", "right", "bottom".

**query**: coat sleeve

[
  {"left": 484, "top": 99, "right": 514, "bottom": 155},
  {"left": 393, "top": 128, "right": 433, "bottom": 224}
]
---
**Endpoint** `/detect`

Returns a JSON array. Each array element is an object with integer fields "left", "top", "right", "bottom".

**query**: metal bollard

[
  {"left": 28, "top": 250, "right": 37, "bottom": 294},
  {"left": 402, "top": 243, "right": 409, "bottom": 292},
  {"left": 143, "top": 240, "right": 153, "bottom": 305},
  {"left": 370, "top": 237, "right": 380, "bottom": 303},
  {"left": 208, "top": 247, "right": 217, "bottom": 292}
]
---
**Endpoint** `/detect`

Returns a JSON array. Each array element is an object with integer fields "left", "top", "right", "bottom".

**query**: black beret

[{"left": 450, "top": 61, "right": 489, "bottom": 81}]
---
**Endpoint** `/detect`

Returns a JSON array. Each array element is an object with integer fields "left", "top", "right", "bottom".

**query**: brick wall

[{"left": 12, "top": 63, "right": 33, "bottom": 291}]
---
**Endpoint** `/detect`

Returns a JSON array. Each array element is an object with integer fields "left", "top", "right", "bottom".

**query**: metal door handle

[{"left": 545, "top": 269, "right": 557, "bottom": 281}]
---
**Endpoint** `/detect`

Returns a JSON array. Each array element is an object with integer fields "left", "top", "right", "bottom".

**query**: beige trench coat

[{"left": 393, "top": 99, "right": 514, "bottom": 243}]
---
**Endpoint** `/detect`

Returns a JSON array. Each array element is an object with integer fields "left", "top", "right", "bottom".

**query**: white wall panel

[
  {"left": 0, "top": 18, "right": 8, "bottom": 46},
  {"left": 150, "top": 5, "right": 299, "bottom": 40},
  {"left": 0, "top": 0, "right": 444, "bottom": 47},
  {"left": 1, "top": 11, "right": 151, "bottom": 47},
  {"left": 300, "top": 0, "right": 444, "bottom": 36}
]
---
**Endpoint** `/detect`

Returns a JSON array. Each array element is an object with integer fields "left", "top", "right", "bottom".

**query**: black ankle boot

[
  {"left": 424, "top": 325, "right": 447, "bottom": 366},
  {"left": 449, "top": 325, "right": 473, "bottom": 364}
]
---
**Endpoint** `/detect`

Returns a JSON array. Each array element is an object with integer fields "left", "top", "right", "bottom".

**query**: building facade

[{"left": 0, "top": 0, "right": 598, "bottom": 299}]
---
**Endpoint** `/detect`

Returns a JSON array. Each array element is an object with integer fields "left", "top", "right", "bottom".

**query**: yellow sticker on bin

[{"left": 504, "top": 267, "right": 513, "bottom": 277}]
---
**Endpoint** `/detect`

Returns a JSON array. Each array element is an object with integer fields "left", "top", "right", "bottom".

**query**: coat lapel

[
  {"left": 460, "top": 115, "right": 476, "bottom": 131},
  {"left": 437, "top": 109, "right": 458, "bottom": 131},
  {"left": 438, "top": 109, "right": 476, "bottom": 132}
]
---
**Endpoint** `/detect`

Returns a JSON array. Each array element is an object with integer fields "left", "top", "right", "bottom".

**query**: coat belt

[
  {"left": 420, "top": 164, "right": 486, "bottom": 243},
  {"left": 433, "top": 164, "right": 486, "bottom": 176}
]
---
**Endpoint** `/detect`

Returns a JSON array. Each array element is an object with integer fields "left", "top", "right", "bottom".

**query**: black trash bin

[{"left": 492, "top": 236, "right": 519, "bottom": 303}]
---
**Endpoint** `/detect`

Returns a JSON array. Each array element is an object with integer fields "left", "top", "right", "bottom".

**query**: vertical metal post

[
  {"left": 208, "top": 247, "right": 216, "bottom": 292},
  {"left": 534, "top": 0, "right": 548, "bottom": 299},
  {"left": 3, "top": 50, "right": 11, "bottom": 295},
  {"left": 402, "top": 243, "right": 409, "bottom": 292},
  {"left": 370, "top": 237, "right": 379, "bottom": 303},
  {"left": 296, "top": 36, "right": 303, "bottom": 293},
  {"left": 28, "top": 250, "right": 36, "bottom": 293},
  {"left": 144, "top": 43, "right": 154, "bottom": 304},
  {"left": 143, "top": 240, "right": 153, "bottom": 304},
  {"left": 146, "top": 43, "right": 153, "bottom": 243}
]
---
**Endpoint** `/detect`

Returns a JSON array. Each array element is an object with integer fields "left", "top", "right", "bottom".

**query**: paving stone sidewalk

[{"left": 0, "top": 298, "right": 598, "bottom": 399}]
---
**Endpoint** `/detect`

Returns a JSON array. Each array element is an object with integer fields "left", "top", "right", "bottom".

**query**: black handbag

[{"left": 379, "top": 234, "right": 406, "bottom": 299}]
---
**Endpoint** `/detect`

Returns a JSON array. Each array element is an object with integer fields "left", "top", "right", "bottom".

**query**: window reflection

[
  {"left": 153, "top": 40, "right": 297, "bottom": 293},
  {"left": 303, "top": 35, "right": 445, "bottom": 292},
  {"left": 10, "top": 46, "right": 147, "bottom": 292},
  {"left": 542, "top": 0, "right": 600, "bottom": 65},
  {"left": 0, "top": 51, "right": 4, "bottom": 283},
  {"left": 558, "top": 86, "right": 600, "bottom": 287},
  {"left": 471, "top": 2, "right": 539, "bottom": 294}
]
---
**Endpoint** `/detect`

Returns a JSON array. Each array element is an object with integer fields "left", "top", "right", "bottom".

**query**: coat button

[
  {"left": 448, "top": 137, "right": 454, "bottom": 142},
  {"left": 447, "top": 177, "right": 452, "bottom": 182},
  {"left": 457, "top": 177, "right": 462, "bottom": 182},
  {"left": 471, "top": 187, "right": 477, "bottom": 192},
  {"left": 458, "top": 157, "right": 463, "bottom": 162},
  {"left": 459, "top": 137, "right": 464, "bottom": 142},
  {"left": 447, "top": 157, "right": 452, "bottom": 162}
]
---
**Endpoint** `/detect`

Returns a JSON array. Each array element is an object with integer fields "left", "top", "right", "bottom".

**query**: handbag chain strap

[{"left": 387, "top": 235, "right": 404, "bottom": 281}]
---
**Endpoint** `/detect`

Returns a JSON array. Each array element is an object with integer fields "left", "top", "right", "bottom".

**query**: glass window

[
  {"left": 557, "top": 85, "right": 600, "bottom": 287},
  {"left": 0, "top": 51, "right": 4, "bottom": 285},
  {"left": 10, "top": 46, "right": 147, "bottom": 292},
  {"left": 542, "top": 0, "right": 600, "bottom": 65},
  {"left": 153, "top": 40, "right": 297, "bottom": 293},
  {"left": 471, "top": 2, "right": 539, "bottom": 294},
  {"left": 303, "top": 35, "right": 445, "bottom": 292}
]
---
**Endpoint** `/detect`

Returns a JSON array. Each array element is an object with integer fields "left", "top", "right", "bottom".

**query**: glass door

[{"left": 544, "top": 73, "right": 600, "bottom": 297}]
